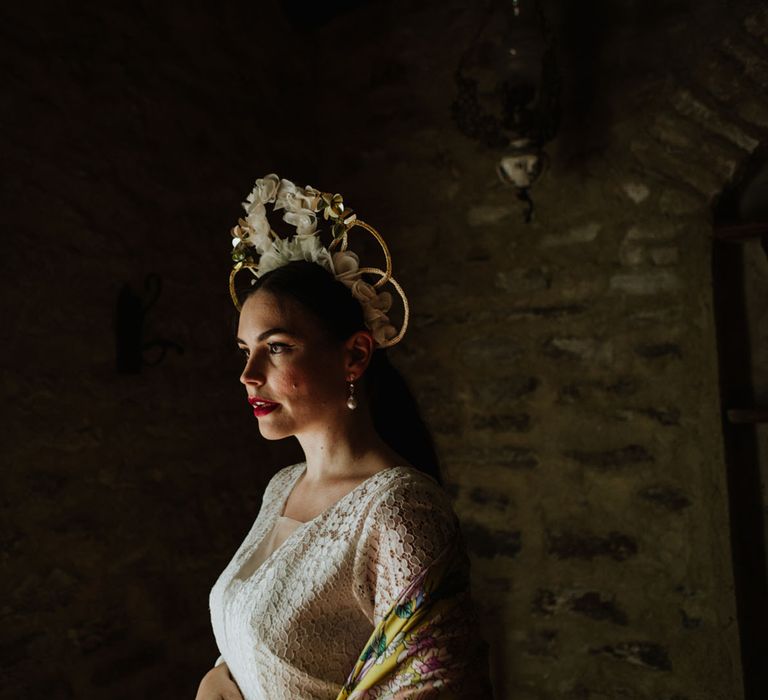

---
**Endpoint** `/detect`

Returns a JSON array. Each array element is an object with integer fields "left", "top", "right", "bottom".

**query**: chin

[
  {"left": 257, "top": 428, "right": 288, "bottom": 441},
  {"left": 263, "top": 435, "right": 292, "bottom": 442},
  {"left": 256, "top": 421, "right": 295, "bottom": 441}
]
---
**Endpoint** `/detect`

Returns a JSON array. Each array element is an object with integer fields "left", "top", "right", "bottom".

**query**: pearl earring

[{"left": 346, "top": 380, "right": 358, "bottom": 410}]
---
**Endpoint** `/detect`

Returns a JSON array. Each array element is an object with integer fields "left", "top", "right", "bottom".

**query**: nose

[{"left": 240, "top": 352, "right": 266, "bottom": 387}]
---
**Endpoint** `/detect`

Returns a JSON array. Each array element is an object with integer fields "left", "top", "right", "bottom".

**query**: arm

[
  {"left": 343, "top": 476, "right": 493, "bottom": 699},
  {"left": 195, "top": 659, "right": 244, "bottom": 700}
]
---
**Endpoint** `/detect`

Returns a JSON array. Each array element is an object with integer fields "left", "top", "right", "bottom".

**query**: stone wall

[{"left": 3, "top": 1, "right": 767, "bottom": 698}]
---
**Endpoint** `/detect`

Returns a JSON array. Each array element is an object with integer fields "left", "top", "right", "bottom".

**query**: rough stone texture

[
  {"left": 3, "top": 0, "right": 766, "bottom": 699},
  {"left": 741, "top": 238, "right": 768, "bottom": 593}
]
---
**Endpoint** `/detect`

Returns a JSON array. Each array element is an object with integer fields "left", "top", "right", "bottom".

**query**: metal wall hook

[{"left": 115, "top": 273, "right": 184, "bottom": 373}]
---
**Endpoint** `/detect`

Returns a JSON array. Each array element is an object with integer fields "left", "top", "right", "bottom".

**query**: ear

[{"left": 343, "top": 330, "right": 375, "bottom": 380}]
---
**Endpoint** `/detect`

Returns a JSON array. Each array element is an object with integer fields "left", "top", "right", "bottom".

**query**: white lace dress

[{"left": 208, "top": 462, "right": 460, "bottom": 700}]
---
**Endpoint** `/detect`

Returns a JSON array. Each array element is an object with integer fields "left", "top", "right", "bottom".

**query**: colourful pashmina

[{"left": 337, "top": 532, "right": 493, "bottom": 699}]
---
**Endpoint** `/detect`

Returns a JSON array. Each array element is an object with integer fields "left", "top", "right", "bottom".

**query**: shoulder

[
  {"left": 261, "top": 461, "right": 306, "bottom": 503},
  {"left": 353, "top": 467, "right": 460, "bottom": 622},
  {"left": 362, "top": 465, "right": 459, "bottom": 553},
  {"left": 367, "top": 466, "right": 456, "bottom": 522}
]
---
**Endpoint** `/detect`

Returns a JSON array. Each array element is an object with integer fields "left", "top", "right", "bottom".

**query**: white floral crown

[{"left": 228, "top": 174, "right": 409, "bottom": 349}]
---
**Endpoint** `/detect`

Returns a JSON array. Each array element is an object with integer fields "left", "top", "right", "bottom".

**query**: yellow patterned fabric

[{"left": 337, "top": 533, "right": 493, "bottom": 699}]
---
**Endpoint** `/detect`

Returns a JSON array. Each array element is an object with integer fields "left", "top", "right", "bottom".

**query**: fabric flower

[
  {"left": 351, "top": 282, "right": 396, "bottom": 345},
  {"left": 294, "top": 233, "right": 334, "bottom": 273},
  {"left": 282, "top": 208, "right": 318, "bottom": 236},
  {"left": 332, "top": 251, "right": 361, "bottom": 285},
  {"left": 276, "top": 179, "right": 322, "bottom": 214},
  {"left": 274, "top": 179, "right": 309, "bottom": 212},
  {"left": 243, "top": 173, "right": 280, "bottom": 209},
  {"left": 332, "top": 260, "right": 397, "bottom": 345},
  {"left": 238, "top": 208, "right": 271, "bottom": 252},
  {"left": 256, "top": 235, "right": 334, "bottom": 277}
]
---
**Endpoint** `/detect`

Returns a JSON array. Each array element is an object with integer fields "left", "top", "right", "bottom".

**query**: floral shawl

[{"left": 336, "top": 533, "right": 493, "bottom": 699}]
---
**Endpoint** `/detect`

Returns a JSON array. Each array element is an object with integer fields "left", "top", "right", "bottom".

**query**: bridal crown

[{"left": 228, "top": 174, "right": 409, "bottom": 349}]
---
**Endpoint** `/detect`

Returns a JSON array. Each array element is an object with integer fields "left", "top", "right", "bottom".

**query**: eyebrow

[{"left": 235, "top": 327, "right": 300, "bottom": 344}]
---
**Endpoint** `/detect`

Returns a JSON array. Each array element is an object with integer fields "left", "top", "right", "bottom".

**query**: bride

[{"left": 195, "top": 175, "right": 492, "bottom": 700}]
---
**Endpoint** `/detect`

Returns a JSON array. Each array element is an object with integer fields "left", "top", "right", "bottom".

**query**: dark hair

[{"left": 239, "top": 260, "right": 442, "bottom": 485}]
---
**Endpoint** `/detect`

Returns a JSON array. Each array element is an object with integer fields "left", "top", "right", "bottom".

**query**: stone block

[
  {"left": 650, "top": 246, "right": 679, "bottom": 266},
  {"left": 625, "top": 222, "right": 684, "bottom": 243},
  {"left": 547, "top": 530, "right": 639, "bottom": 561},
  {"left": 540, "top": 222, "right": 601, "bottom": 247},
  {"left": 470, "top": 375, "right": 540, "bottom": 405},
  {"left": 642, "top": 407, "right": 681, "bottom": 426},
  {"left": 542, "top": 336, "right": 613, "bottom": 364},
  {"left": 444, "top": 446, "right": 539, "bottom": 471},
  {"left": 735, "top": 99, "right": 768, "bottom": 129},
  {"left": 493, "top": 267, "right": 551, "bottom": 293},
  {"left": 502, "top": 304, "right": 589, "bottom": 321},
  {"left": 619, "top": 241, "right": 646, "bottom": 267},
  {"left": 670, "top": 89, "right": 759, "bottom": 152},
  {"left": 557, "top": 377, "right": 640, "bottom": 404},
  {"left": 630, "top": 139, "right": 722, "bottom": 198},
  {"left": 627, "top": 306, "right": 685, "bottom": 325},
  {"left": 444, "top": 303, "right": 589, "bottom": 327},
  {"left": 720, "top": 36, "right": 768, "bottom": 89},
  {"left": 646, "top": 113, "right": 741, "bottom": 187},
  {"left": 456, "top": 336, "right": 521, "bottom": 366},
  {"left": 648, "top": 114, "right": 699, "bottom": 150},
  {"left": 467, "top": 205, "right": 514, "bottom": 226},
  {"left": 634, "top": 342, "right": 682, "bottom": 359},
  {"left": 590, "top": 640, "right": 672, "bottom": 671},
  {"left": 614, "top": 407, "right": 682, "bottom": 426},
  {"left": 546, "top": 336, "right": 597, "bottom": 360},
  {"left": 570, "top": 591, "right": 630, "bottom": 626},
  {"left": 691, "top": 56, "right": 751, "bottom": 104},
  {"left": 658, "top": 188, "right": 704, "bottom": 215},
  {"left": 471, "top": 412, "right": 532, "bottom": 432},
  {"left": 638, "top": 485, "right": 692, "bottom": 511},
  {"left": 621, "top": 182, "right": 651, "bottom": 204},
  {"left": 563, "top": 444, "right": 654, "bottom": 470},
  {"left": 532, "top": 588, "right": 629, "bottom": 626},
  {"left": 462, "top": 522, "right": 522, "bottom": 559},
  {"left": 609, "top": 271, "right": 681, "bottom": 295}
]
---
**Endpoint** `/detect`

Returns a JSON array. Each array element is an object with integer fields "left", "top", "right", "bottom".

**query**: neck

[{"left": 295, "top": 402, "right": 398, "bottom": 483}]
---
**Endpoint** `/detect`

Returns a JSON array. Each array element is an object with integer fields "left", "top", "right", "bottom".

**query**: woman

[{"left": 196, "top": 175, "right": 492, "bottom": 700}]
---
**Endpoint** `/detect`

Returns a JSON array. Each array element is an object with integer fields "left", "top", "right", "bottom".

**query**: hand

[{"left": 195, "top": 662, "right": 244, "bottom": 700}]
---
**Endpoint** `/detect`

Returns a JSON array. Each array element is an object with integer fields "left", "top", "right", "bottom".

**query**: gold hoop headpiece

[{"left": 228, "top": 174, "right": 409, "bottom": 349}]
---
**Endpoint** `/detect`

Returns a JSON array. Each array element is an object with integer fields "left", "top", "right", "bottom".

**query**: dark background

[{"left": 3, "top": 1, "right": 767, "bottom": 698}]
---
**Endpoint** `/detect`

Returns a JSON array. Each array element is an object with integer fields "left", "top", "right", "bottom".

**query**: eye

[
  {"left": 267, "top": 342, "right": 291, "bottom": 355},
  {"left": 238, "top": 346, "right": 250, "bottom": 359}
]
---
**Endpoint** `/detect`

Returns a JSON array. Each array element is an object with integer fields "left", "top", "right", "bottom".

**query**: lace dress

[{"left": 208, "top": 462, "right": 476, "bottom": 700}]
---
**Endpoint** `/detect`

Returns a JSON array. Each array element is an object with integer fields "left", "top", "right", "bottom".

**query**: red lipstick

[{"left": 248, "top": 396, "right": 280, "bottom": 417}]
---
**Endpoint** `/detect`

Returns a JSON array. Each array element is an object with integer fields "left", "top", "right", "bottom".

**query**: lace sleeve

[{"left": 354, "top": 472, "right": 459, "bottom": 626}]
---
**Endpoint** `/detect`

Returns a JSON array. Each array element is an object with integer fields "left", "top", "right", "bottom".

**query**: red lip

[
  {"left": 252, "top": 404, "right": 279, "bottom": 417},
  {"left": 248, "top": 396, "right": 279, "bottom": 405},
  {"left": 248, "top": 396, "right": 280, "bottom": 417}
]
